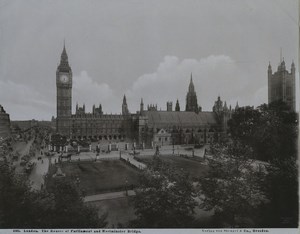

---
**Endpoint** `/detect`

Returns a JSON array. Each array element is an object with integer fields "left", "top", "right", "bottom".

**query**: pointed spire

[
  {"left": 123, "top": 94, "right": 127, "bottom": 104},
  {"left": 140, "top": 98, "right": 144, "bottom": 114},
  {"left": 188, "top": 73, "right": 195, "bottom": 93},
  {"left": 61, "top": 41, "right": 68, "bottom": 60},
  {"left": 235, "top": 101, "right": 239, "bottom": 110},
  {"left": 58, "top": 41, "right": 71, "bottom": 72}
]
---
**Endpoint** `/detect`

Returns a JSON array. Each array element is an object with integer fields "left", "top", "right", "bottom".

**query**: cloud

[
  {"left": 73, "top": 71, "right": 120, "bottom": 114},
  {"left": 126, "top": 55, "right": 251, "bottom": 111},
  {"left": 0, "top": 80, "right": 54, "bottom": 120}
]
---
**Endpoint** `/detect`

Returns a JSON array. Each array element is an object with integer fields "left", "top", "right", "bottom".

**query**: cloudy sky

[{"left": 0, "top": 0, "right": 298, "bottom": 120}]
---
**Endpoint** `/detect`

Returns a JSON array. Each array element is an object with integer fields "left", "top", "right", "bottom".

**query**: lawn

[
  {"left": 135, "top": 155, "right": 208, "bottom": 179},
  {"left": 60, "top": 160, "right": 140, "bottom": 195}
]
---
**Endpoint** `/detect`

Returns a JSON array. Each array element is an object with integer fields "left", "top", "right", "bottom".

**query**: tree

[
  {"left": 43, "top": 177, "right": 107, "bottom": 228},
  {"left": 0, "top": 162, "right": 107, "bottom": 228},
  {"left": 226, "top": 101, "right": 298, "bottom": 227},
  {"left": 199, "top": 141, "right": 267, "bottom": 227},
  {"left": 259, "top": 157, "right": 299, "bottom": 227},
  {"left": 228, "top": 101, "right": 298, "bottom": 162},
  {"left": 130, "top": 156, "right": 197, "bottom": 228}
]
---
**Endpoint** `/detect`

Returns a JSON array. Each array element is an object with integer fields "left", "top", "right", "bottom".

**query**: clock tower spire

[{"left": 56, "top": 42, "right": 73, "bottom": 136}]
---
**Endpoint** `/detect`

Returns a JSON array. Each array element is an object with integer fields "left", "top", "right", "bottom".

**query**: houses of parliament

[{"left": 56, "top": 44, "right": 296, "bottom": 147}]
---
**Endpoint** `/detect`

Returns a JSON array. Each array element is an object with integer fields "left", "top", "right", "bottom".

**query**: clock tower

[{"left": 56, "top": 43, "right": 72, "bottom": 136}]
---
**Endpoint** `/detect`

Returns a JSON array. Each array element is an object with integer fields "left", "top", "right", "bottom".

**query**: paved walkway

[
  {"left": 84, "top": 190, "right": 136, "bottom": 202},
  {"left": 28, "top": 154, "right": 49, "bottom": 190},
  {"left": 120, "top": 153, "right": 147, "bottom": 169}
]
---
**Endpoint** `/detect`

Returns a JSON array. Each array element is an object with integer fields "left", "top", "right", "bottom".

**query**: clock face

[{"left": 60, "top": 75, "right": 69, "bottom": 83}]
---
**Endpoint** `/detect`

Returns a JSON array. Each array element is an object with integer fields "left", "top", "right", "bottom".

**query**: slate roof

[{"left": 144, "top": 111, "right": 219, "bottom": 128}]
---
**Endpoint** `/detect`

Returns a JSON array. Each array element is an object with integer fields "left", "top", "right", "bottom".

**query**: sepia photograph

[{"left": 0, "top": 0, "right": 299, "bottom": 232}]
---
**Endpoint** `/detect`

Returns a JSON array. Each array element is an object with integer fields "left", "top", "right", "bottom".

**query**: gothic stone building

[
  {"left": 268, "top": 59, "right": 296, "bottom": 111},
  {"left": 56, "top": 45, "right": 232, "bottom": 146},
  {"left": 0, "top": 105, "right": 11, "bottom": 139}
]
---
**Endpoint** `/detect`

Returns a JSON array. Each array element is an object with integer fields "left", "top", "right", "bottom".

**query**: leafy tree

[
  {"left": 259, "top": 157, "right": 298, "bottom": 227},
  {"left": 130, "top": 156, "right": 197, "bottom": 228},
  {"left": 226, "top": 101, "right": 298, "bottom": 227},
  {"left": 0, "top": 162, "right": 107, "bottom": 228},
  {"left": 228, "top": 101, "right": 297, "bottom": 162},
  {"left": 199, "top": 141, "right": 267, "bottom": 227}
]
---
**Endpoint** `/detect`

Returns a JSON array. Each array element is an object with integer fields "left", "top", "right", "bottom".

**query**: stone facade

[
  {"left": 0, "top": 105, "right": 11, "bottom": 139},
  {"left": 268, "top": 59, "right": 296, "bottom": 111},
  {"left": 70, "top": 106, "right": 134, "bottom": 141},
  {"left": 55, "top": 45, "right": 233, "bottom": 146}
]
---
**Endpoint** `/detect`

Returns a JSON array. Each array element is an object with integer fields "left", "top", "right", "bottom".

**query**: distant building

[
  {"left": 136, "top": 80, "right": 233, "bottom": 146},
  {"left": 175, "top": 99, "right": 180, "bottom": 111},
  {"left": 268, "top": 58, "right": 295, "bottom": 111},
  {"left": 0, "top": 105, "right": 11, "bottom": 139},
  {"left": 166, "top": 102, "right": 173, "bottom": 112},
  {"left": 55, "top": 44, "right": 233, "bottom": 146}
]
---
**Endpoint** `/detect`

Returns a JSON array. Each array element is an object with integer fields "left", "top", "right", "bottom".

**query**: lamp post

[
  {"left": 172, "top": 136, "right": 175, "bottom": 155},
  {"left": 125, "top": 179, "right": 128, "bottom": 196}
]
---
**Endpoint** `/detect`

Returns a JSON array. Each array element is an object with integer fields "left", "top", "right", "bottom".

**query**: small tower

[
  {"left": 213, "top": 96, "right": 231, "bottom": 133},
  {"left": 167, "top": 101, "right": 173, "bottom": 111},
  {"left": 99, "top": 104, "right": 103, "bottom": 115},
  {"left": 223, "top": 101, "right": 228, "bottom": 111},
  {"left": 140, "top": 98, "right": 144, "bottom": 114},
  {"left": 235, "top": 101, "right": 239, "bottom": 111},
  {"left": 185, "top": 73, "right": 199, "bottom": 113},
  {"left": 268, "top": 57, "right": 295, "bottom": 111},
  {"left": 268, "top": 62, "right": 272, "bottom": 104},
  {"left": 175, "top": 99, "right": 180, "bottom": 111},
  {"left": 122, "top": 95, "right": 129, "bottom": 115},
  {"left": 212, "top": 96, "right": 223, "bottom": 113}
]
